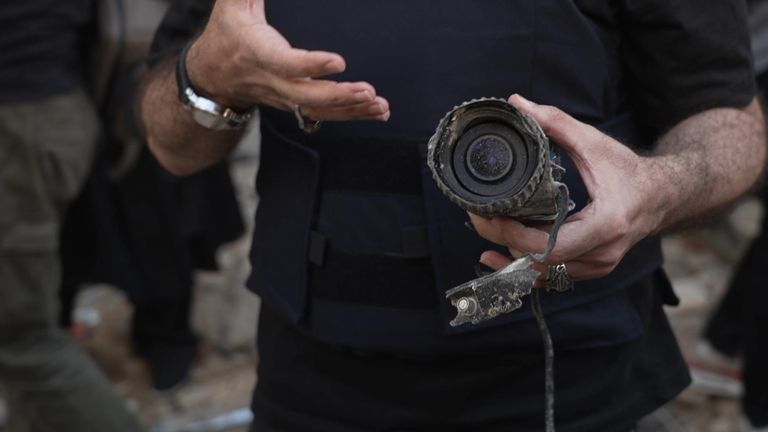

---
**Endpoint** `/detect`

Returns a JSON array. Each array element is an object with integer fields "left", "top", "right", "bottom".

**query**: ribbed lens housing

[{"left": 427, "top": 98, "right": 549, "bottom": 217}]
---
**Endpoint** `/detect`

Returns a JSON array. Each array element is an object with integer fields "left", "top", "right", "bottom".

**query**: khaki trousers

[{"left": 0, "top": 90, "right": 144, "bottom": 432}]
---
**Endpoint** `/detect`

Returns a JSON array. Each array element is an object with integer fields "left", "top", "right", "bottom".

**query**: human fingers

[
  {"left": 544, "top": 207, "right": 629, "bottom": 279},
  {"left": 543, "top": 211, "right": 601, "bottom": 264},
  {"left": 195, "top": 10, "right": 355, "bottom": 106},
  {"left": 478, "top": 250, "right": 513, "bottom": 271},
  {"left": 478, "top": 251, "right": 559, "bottom": 275},
  {"left": 508, "top": 94, "right": 643, "bottom": 201},
  {"left": 558, "top": 258, "right": 618, "bottom": 281},
  {"left": 259, "top": 46, "right": 348, "bottom": 78},
  {"left": 469, "top": 213, "right": 550, "bottom": 255},
  {"left": 241, "top": 21, "right": 349, "bottom": 78},
  {"left": 470, "top": 212, "right": 610, "bottom": 282},
  {"left": 478, "top": 251, "right": 549, "bottom": 280},
  {"left": 508, "top": 94, "right": 598, "bottom": 159},
  {"left": 199, "top": 4, "right": 346, "bottom": 85},
  {"left": 478, "top": 252, "right": 582, "bottom": 287},
  {"left": 300, "top": 97, "right": 390, "bottom": 121},
  {"left": 270, "top": 78, "right": 378, "bottom": 108},
  {"left": 530, "top": 260, "right": 598, "bottom": 288},
  {"left": 505, "top": 95, "right": 646, "bottom": 281},
  {"left": 252, "top": 81, "right": 387, "bottom": 121},
  {"left": 477, "top": 251, "right": 559, "bottom": 291},
  {"left": 507, "top": 94, "right": 610, "bottom": 193},
  {"left": 239, "top": 22, "right": 344, "bottom": 78},
  {"left": 468, "top": 201, "right": 615, "bottom": 280}
]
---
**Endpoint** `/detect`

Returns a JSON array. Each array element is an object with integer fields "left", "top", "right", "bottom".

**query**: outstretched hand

[
  {"left": 470, "top": 94, "right": 659, "bottom": 282},
  {"left": 186, "top": 0, "right": 389, "bottom": 121}
]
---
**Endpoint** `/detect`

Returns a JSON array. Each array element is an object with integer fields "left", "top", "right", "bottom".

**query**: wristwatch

[{"left": 176, "top": 41, "right": 255, "bottom": 130}]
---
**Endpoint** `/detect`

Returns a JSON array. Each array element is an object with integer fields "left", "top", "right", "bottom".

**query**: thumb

[
  {"left": 248, "top": 25, "right": 347, "bottom": 77},
  {"left": 507, "top": 94, "right": 601, "bottom": 164}
]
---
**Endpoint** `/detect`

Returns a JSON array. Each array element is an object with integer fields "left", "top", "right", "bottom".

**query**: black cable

[
  {"left": 532, "top": 184, "right": 570, "bottom": 262},
  {"left": 531, "top": 287, "right": 555, "bottom": 432},
  {"left": 528, "top": 184, "right": 569, "bottom": 432}
]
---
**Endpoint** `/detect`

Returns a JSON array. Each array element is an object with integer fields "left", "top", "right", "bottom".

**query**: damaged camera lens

[
  {"left": 429, "top": 99, "right": 573, "bottom": 430},
  {"left": 428, "top": 98, "right": 573, "bottom": 327},
  {"left": 428, "top": 98, "right": 562, "bottom": 220}
]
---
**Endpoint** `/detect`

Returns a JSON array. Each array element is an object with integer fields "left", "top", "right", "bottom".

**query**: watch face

[
  {"left": 193, "top": 109, "right": 226, "bottom": 130},
  {"left": 184, "top": 86, "right": 249, "bottom": 130}
]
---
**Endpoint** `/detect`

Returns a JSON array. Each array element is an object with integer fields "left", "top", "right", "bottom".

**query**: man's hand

[
  {"left": 140, "top": 0, "right": 391, "bottom": 176},
  {"left": 187, "top": 0, "right": 389, "bottom": 121},
  {"left": 471, "top": 94, "right": 766, "bottom": 282}
]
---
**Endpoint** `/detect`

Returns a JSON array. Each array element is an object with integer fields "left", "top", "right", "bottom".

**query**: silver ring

[
  {"left": 293, "top": 104, "right": 322, "bottom": 133},
  {"left": 546, "top": 263, "right": 573, "bottom": 293}
]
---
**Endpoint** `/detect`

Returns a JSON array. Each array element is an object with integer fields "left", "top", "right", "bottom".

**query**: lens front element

[{"left": 467, "top": 134, "right": 514, "bottom": 182}]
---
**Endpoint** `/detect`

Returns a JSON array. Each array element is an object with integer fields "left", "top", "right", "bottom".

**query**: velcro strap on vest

[
  {"left": 308, "top": 226, "right": 431, "bottom": 268},
  {"left": 308, "top": 226, "right": 430, "bottom": 267},
  {"left": 310, "top": 248, "right": 437, "bottom": 309},
  {"left": 305, "top": 137, "right": 436, "bottom": 309}
]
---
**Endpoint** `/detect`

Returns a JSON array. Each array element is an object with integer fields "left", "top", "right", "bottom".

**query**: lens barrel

[{"left": 427, "top": 98, "right": 550, "bottom": 217}]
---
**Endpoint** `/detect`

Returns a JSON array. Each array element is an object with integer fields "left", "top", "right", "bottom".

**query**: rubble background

[
  {"left": 661, "top": 199, "right": 762, "bottom": 432},
  {"left": 0, "top": 131, "right": 762, "bottom": 431}
]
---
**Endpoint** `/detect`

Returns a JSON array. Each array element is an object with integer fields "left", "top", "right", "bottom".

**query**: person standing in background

[
  {"left": 700, "top": 1, "right": 768, "bottom": 428},
  {"left": 0, "top": 2, "right": 145, "bottom": 430}
]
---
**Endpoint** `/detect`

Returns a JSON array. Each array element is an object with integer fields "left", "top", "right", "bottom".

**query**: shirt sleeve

[
  {"left": 146, "top": 0, "right": 215, "bottom": 66},
  {"left": 617, "top": 0, "right": 756, "bottom": 133}
]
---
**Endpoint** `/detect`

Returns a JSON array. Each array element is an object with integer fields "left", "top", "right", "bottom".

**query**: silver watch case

[{"left": 182, "top": 87, "right": 255, "bottom": 131}]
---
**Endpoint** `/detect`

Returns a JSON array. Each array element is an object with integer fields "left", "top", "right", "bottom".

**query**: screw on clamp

[{"left": 456, "top": 297, "right": 478, "bottom": 316}]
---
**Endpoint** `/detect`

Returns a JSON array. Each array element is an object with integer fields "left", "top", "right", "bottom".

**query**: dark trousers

[
  {"left": 248, "top": 291, "right": 680, "bottom": 432},
  {"left": 704, "top": 186, "right": 768, "bottom": 427},
  {"left": 0, "top": 90, "right": 144, "bottom": 432}
]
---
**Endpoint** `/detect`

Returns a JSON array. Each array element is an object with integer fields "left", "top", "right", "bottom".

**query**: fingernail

[
  {"left": 512, "top": 93, "right": 534, "bottom": 107},
  {"left": 479, "top": 255, "right": 492, "bottom": 268},
  {"left": 324, "top": 59, "right": 345, "bottom": 72},
  {"left": 464, "top": 220, "right": 477, "bottom": 233},
  {"left": 474, "top": 262, "right": 494, "bottom": 277},
  {"left": 368, "top": 103, "right": 386, "bottom": 114},
  {"left": 354, "top": 90, "right": 374, "bottom": 102},
  {"left": 376, "top": 111, "right": 390, "bottom": 121}
]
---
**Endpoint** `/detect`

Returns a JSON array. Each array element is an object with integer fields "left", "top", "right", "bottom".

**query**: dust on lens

[{"left": 466, "top": 134, "right": 514, "bottom": 182}]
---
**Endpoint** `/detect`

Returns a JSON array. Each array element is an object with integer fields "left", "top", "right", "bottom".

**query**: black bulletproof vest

[{"left": 246, "top": 0, "right": 664, "bottom": 356}]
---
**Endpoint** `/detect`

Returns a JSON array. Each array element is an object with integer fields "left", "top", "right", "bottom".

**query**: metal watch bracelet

[{"left": 176, "top": 40, "right": 255, "bottom": 130}]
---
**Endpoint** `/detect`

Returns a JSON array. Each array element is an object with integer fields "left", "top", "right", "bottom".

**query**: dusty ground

[
  {"left": 0, "top": 146, "right": 763, "bottom": 431},
  {"left": 660, "top": 199, "right": 764, "bottom": 432}
]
